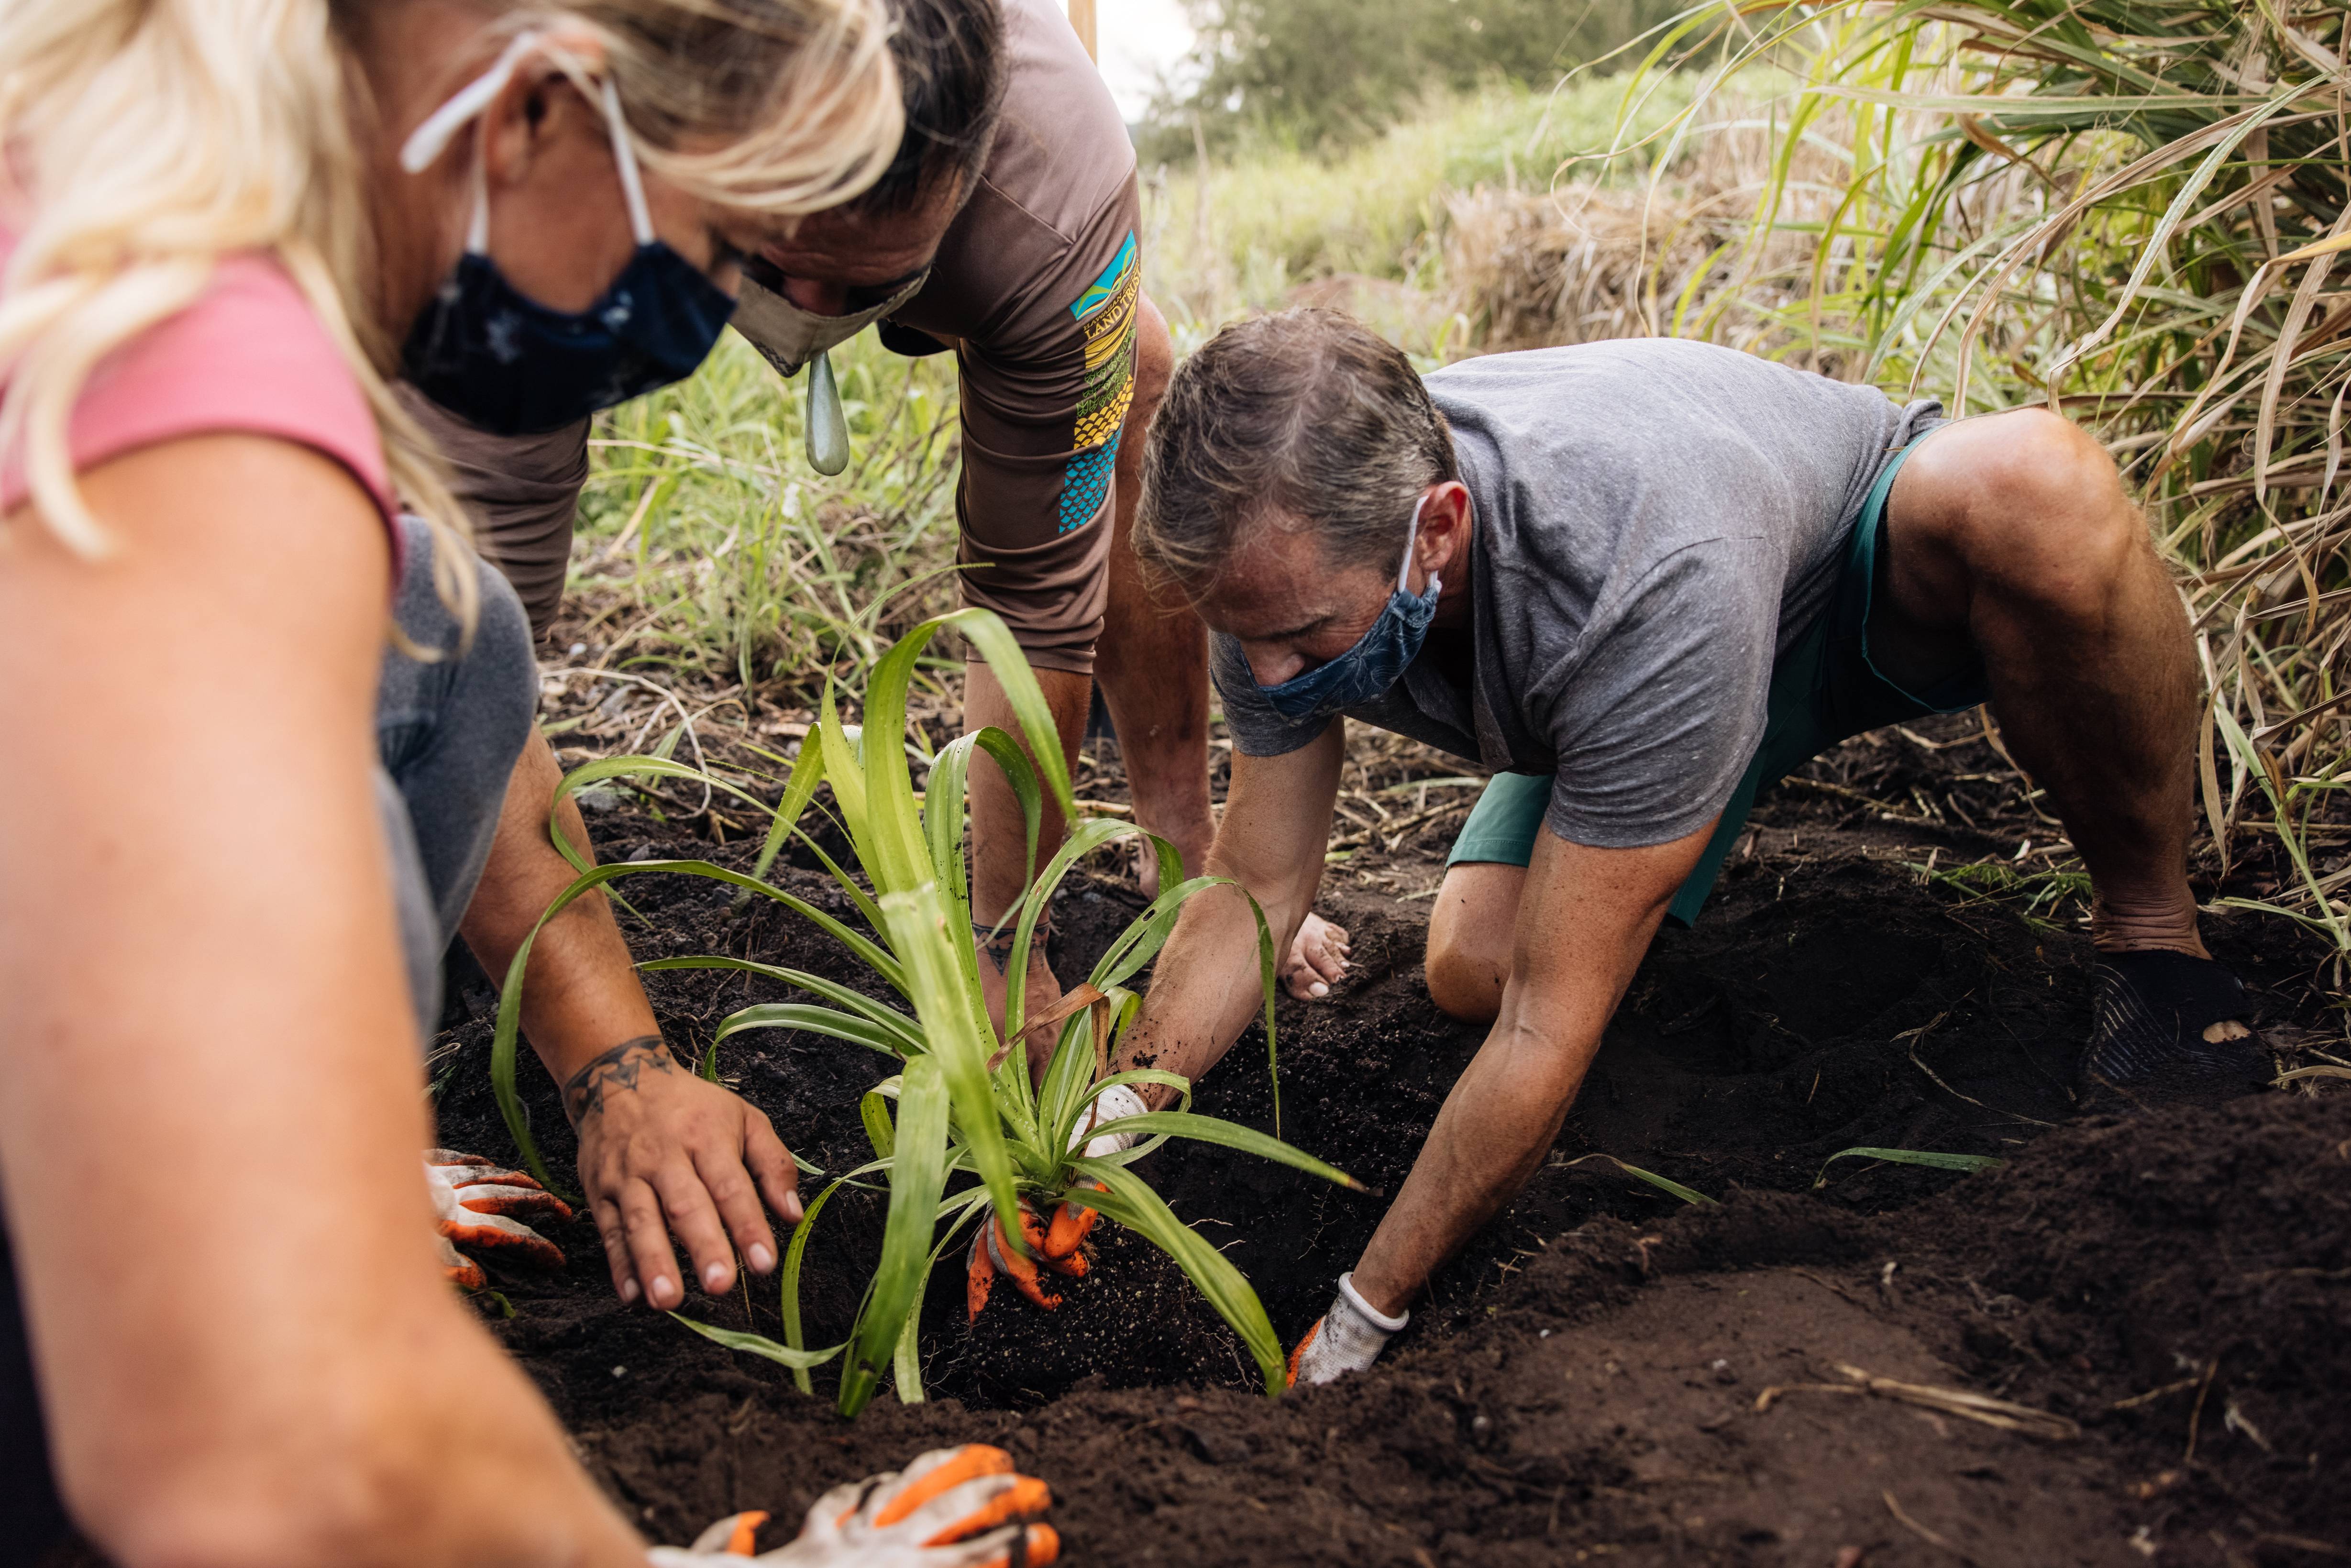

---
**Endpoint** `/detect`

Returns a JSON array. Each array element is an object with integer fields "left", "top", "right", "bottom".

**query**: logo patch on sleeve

[{"left": 1058, "top": 232, "right": 1140, "bottom": 533}]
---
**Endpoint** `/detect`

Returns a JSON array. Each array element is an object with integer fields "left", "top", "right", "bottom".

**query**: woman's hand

[{"left": 564, "top": 1037, "right": 803, "bottom": 1310}]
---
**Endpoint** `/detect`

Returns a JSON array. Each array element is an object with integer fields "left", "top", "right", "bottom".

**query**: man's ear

[{"left": 1421, "top": 481, "right": 1473, "bottom": 577}]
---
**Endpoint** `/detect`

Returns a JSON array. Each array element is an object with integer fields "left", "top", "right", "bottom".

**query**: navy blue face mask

[
  {"left": 397, "top": 56, "right": 735, "bottom": 436},
  {"left": 1258, "top": 494, "right": 1443, "bottom": 723}
]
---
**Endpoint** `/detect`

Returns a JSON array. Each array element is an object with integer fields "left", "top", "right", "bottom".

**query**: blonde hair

[{"left": 0, "top": 0, "right": 900, "bottom": 627}]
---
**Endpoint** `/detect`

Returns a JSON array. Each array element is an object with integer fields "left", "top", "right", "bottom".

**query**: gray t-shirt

[{"left": 1213, "top": 339, "right": 1942, "bottom": 849}]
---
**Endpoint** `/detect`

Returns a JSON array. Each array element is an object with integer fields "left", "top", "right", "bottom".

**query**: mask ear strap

[
  {"left": 464, "top": 138, "right": 491, "bottom": 254},
  {"left": 1400, "top": 492, "right": 1438, "bottom": 594},
  {"left": 600, "top": 78, "right": 658, "bottom": 248}
]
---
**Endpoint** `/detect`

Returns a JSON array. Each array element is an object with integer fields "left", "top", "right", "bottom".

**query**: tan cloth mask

[
  {"left": 731, "top": 263, "right": 927, "bottom": 474},
  {"left": 731, "top": 264, "right": 929, "bottom": 380}
]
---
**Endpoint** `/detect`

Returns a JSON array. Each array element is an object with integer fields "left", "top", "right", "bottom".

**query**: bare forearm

[
  {"left": 459, "top": 730, "right": 660, "bottom": 1079},
  {"left": 1114, "top": 881, "right": 1293, "bottom": 1099},
  {"left": 1349, "top": 1014, "right": 1599, "bottom": 1316}
]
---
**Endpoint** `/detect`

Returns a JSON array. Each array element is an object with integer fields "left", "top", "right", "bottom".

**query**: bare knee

[
  {"left": 1915, "top": 409, "right": 2146, "bottom": 621},
  {"left": 1424, "top": 864, "right": 1520, "bottom": 1022}
]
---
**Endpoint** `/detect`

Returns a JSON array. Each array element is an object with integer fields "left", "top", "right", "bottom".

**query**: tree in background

[{"left": 1138, "top": 0, "right": 1681, "bottom": 155}]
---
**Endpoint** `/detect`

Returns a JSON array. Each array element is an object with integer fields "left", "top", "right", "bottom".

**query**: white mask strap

[
  {"left": 465, "top": 142, "right": 491, "bottom": 254},
  {"left": 600, "top": 78, "right": 658, "bottom": 248},
  {"left": 400, "top": 33, "right": 541, "bottom": 174},
  {"left": 1399, "top": 492, "right": 1440, "bottom": 596},
  {"left": 400, "top": 34, "right": 655, "bottom": 253}
]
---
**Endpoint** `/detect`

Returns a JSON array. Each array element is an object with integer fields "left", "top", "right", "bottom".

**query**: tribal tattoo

[
  {"left": 973, "top": 912, "right": 1050, "bottom": 971},
  {"left": 562, "top": 1035, "right": 676, "bottom": 1128}
]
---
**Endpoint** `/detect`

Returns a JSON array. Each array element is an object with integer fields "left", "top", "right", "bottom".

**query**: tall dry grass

[{"left": 1435, "top": 4, "right": 2351, "bottom": 951}]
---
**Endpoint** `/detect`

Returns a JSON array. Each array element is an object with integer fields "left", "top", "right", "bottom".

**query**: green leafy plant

[
  {"left": 1812, "top": 1146, "right": 2007, "bottom": 1189},
  {"left": 491, "top": 607, "right": 1364, "bottom": 1414}
]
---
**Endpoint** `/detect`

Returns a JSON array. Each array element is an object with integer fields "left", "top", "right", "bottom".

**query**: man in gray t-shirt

[
  {"left": 1214, "top": 338, "right": 1942, "bottom": 866},
  {"left": 1098, "top": 309, "right": 2269, "bottom": 1390}
]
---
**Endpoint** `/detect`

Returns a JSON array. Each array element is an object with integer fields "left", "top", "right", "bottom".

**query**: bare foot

[{"left": 1281, "top": 913, "right": 1351, "bottom": 1000}]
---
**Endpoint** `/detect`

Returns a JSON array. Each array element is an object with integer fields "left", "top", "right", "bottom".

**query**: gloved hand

[
  {"left": 426, "top": 1149, "right": 571, "bottom": 1290},
  {"left": 1287, "top": 1271, "right": 1409, "bottom": 1387},
  {"left": 964, "top": 1192, "right": 1095, "bottom": 1320},
  {"left": 647, "top": 1445, "right": 1058, "bottom": 1567},
  {"left": 1073, "top": 1082, "right": 1148, "bottom": 1159},
  {"left": 963, "top": 1080, "right": 1148, "bottom": 1320}
]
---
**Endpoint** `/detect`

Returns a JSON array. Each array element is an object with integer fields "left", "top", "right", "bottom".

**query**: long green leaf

[
  {"left": 861, "top": 1090, "right": 896, "bottom": 1161},
  {"left": 492, "top": 857, "right": 905, "bottom": 1186},
  {"left": 1088, "top": 1112, "right": 1367, "bottom": 1192},
  {"left": 1560, "top": 1152, "right": 1719, "bottom": 1206},
  {"left": 876, "top": 884, "right": 1025, "bottom": 1262},
  {"left": 841, "top": 1053, "right": 950, "bottom": 1417},
  {"left": 1811, "top": 1147, "right": 2007, "bottom": 1189},
  {"left": 671, "top": 1314, "right": 847, "bottom": 1371},
  {"left": 780, "top": 1178, "right": 844, "bottom": 1395},
  {"left": 747, "top": 722, "right": 828, "bottom": 890},
  {"left": 711, "top": 1003, "right": 906, "bottom": 1058},
  {"left": 1071, "top": 1156, "right": 1288, "bottom": 1397},
  {"left": 644, "top": 954, "right": 922, "bottom": 1050},
  {"left": 944, "top": 608, "right": 1076, "bottom": 822}
]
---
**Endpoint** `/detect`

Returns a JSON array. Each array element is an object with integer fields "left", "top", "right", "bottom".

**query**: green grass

[
  {"left": 572, "top": 329, "right": 965, "bottom": 702},
  {"left": 1142, "top": 72, "right": 1703, "bottom": 351}
]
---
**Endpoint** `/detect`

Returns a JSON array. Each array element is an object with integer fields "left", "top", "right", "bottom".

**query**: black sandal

[{"left": 2080, "top": 949, "right": 2272, "bottom": 1111}]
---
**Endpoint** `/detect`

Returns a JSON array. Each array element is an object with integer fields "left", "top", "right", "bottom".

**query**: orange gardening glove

[
  {"left": 964, "top": 1187, "right": 1100, "bottom": 1322},
  {"left": 649, "top": 1445, "right": 1057, "bottom": 1567},
  {"left": 426, "top": 1149, "right": 570, "bottom": 1289}
]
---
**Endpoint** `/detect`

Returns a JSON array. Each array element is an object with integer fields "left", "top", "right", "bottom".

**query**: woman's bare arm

[{"left": 0, "top": 435, "right": 646, "bottom": 1567}]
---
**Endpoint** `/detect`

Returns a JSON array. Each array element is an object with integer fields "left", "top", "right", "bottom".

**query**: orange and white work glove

[
  {"left": 426, "top": 1149, "right": 571, "bottom": 1289},
  {"left": 1287, "top": 1272, "right": 1409, "bottom": 1387},
  {"left": 648, "top": 1445, "right": 1057, "bottom": 1568},
  {"left": 963, "top": 1083, "right": 1150, "bottom": 1320}
]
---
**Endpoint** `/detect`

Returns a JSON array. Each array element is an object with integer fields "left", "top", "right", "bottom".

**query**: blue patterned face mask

[
  {"left": 1258, "top": 494, "right": 1443, "bottom": 723},
  {"left": 396, "top": 40, "right": 735, "bottom": 435}
]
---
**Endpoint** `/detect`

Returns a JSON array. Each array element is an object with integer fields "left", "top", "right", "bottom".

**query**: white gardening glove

[
  {"left": 426, "top": 1149, "right": 570, "bottom": 1289},
  {"left": 1072, "top": 1082, "right": 1148, "bottom": 1159},
  {"left": 647, "top": 1446, "right": 1057, "bottom": 1567},
  {"left": 1287, "top": 1271, "right": 1409, "bottom": 1387}
]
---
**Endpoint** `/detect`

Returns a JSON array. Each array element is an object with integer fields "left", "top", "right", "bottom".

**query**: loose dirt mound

[{"left": 419, "top": 762, "right": 2347, "bottom": 1566}]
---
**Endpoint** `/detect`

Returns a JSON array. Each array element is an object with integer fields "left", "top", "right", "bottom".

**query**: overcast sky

[{"left": 1093, "top": 0, "right": 1196, "bottom": 121}]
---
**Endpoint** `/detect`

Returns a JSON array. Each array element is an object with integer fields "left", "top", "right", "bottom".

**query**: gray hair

[{"left": 1136, "top": 307, "right": 1457, "bottom": 595}]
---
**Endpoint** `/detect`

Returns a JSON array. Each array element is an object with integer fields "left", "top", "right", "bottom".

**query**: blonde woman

[{"left": 0, "top": 1, "right": 1053, "bottom": 1564}]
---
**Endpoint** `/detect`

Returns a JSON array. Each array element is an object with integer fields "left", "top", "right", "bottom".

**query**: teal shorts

[{"left": 1446, "top": 432, "right": 1988, "bottom": 928}]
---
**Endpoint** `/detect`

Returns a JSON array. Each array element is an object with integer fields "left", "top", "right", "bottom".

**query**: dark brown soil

[{"left": 417, "top": 713, "right": 2351, "bottom": 1567}]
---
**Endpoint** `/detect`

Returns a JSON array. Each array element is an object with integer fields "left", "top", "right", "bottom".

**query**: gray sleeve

[
  {"left": 1541, "top": 537, "right": 1777, "bottom": 850},
  {"left": 1210, "top": 633, "right": 1333, "bottom": 757}
]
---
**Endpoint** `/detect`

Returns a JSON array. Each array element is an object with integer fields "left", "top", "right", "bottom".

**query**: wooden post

[{"left": 1067, "top": 0, "right": 1095, "bottom": 62}]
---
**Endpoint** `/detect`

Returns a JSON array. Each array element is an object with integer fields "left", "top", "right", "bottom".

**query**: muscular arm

[
  {"left": 1348, "top": 819, "right": 1714, "bottom": 1317},
  {"left": 0, "top": 437, "right": 643, "bottom": 1566},
  {"left": 459, "top": 733, "right": 802, "bottom": 1310},
  {"left": 1110, "top": 726, "right": 1346, "bottom": 1106}
]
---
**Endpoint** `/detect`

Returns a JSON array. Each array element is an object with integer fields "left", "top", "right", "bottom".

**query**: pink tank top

[{"left": 0, "top": 224, "right": 398, "bottom": 537}]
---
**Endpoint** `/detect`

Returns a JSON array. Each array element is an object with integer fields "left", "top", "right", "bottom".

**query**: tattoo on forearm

[
  {"left": 563, "top": 1036, "right": 674, "bottom": 1127},
  {"left": 974, "top": 912, "right": 1049, "bottom": 971}
]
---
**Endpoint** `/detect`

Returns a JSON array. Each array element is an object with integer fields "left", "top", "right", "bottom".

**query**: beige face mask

[{"left": 731, "top": 264, "right": 929, "bottom": 475}]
